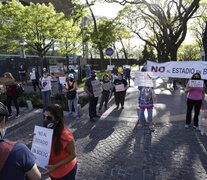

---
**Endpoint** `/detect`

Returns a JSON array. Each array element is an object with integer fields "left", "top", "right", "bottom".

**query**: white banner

[
  {"left": 147, "top": 61, "right": 207, "bottom": 79},
  {"left": 133, "top": 71, "right": 154, "bottom": 87},
  {"left": 31, "top": 126, "right": 53, "bottom": 169},
  {"left": 188, "top": 80, "right": 204, "bottom": 88}
]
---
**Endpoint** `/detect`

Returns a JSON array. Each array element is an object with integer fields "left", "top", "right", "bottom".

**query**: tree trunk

[{"left": 202, "top": 21, "right": 207, "bottom": 61}]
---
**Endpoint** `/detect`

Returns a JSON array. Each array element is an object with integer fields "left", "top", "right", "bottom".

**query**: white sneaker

[
  {"left": 15, "top": 114, "right": 20, "bottom": 118},
  {"left": 193, "top": 126, "right": 199, "bottom": 131},
  {"left": 185, "top": 124, "right": 189, "bottom": 128}
]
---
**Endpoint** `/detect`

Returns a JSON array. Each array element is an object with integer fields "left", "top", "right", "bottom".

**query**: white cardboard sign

[
  {"left": 31, "top": 126, "right": 53, "bottom": 169},
  {"left": 134, "top": 71, "right": 154, "bottom": 87},
  {"left": 115, "top": 84, "right": 125, "bottom": 92},
  {"left": 188, "top": 80, "right": 204, "bottom": 88},
  {"left": 107, "top": 65, "right": 115, "bottom": 71},
  {"left": 59, "top": 76, "right": 66, "bottom": 84},
  {"left": 91, "top": 80, "right": 102, "bottom": 97}
]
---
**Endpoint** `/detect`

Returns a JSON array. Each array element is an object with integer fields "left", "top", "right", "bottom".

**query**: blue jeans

[
  {"left": 138, "top": 107, "right": 153, "bottom": 123},
  {"left": 68, "top": 95, "right": 79, "bottom": 117},
  {"left": 41, "top": 90, "right": 51, "bottom": 112}
]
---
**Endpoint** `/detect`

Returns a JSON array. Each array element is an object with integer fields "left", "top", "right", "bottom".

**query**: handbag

[
  {"left": 16, "top": 84, "right": 24, "bottom": 96},
  {"left": 66, "top": 91, "right": 76, "bottom": 100}
]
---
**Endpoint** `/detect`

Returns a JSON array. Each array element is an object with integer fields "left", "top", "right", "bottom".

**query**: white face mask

[{"left": 0, "top": 127, "right": 7, "bottom": 139}]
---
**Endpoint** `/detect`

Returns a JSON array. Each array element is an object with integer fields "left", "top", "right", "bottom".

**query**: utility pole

[{"left": 202, "top": 21, "right": 207, "bottom": 61}]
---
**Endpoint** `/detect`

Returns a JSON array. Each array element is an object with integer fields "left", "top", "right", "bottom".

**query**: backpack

[{"left": 0, "top": 141, "right": 16, "bottom": 171}]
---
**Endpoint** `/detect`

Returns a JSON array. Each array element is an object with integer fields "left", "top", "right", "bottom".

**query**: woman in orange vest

[{"left": 42, "top": 104, "right": 77, "bottom": 180}]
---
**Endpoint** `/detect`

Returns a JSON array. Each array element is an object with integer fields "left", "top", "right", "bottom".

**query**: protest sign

[
  {"left": 91, "top": 80, "right": 102, "bottom": 97},
  {"left": 59, "top": 76, "right": 66, "bottom": 84},
  {"left": 115, "top": 84, "right": 125, "bottom": 92},
  {"left": 107, "top": 65, "right": 114, "bottom": 71},
  {"left": 133, "top": 71, "right": 154, "bottom": 87},
  {"left": 123, "top": 65, "right": 131, "bottom": 69},
  {"left": 147, "top": 60, "right": 207, "bottom": 79},
  {"left": 30, "top": 72, "right": 36, "bottom": 80},
  {"left": 31, "top": 126, "right": 53, "bottom": 169},
  {"left": 188, "top": 80, "right": 204, "bottom": 88}
]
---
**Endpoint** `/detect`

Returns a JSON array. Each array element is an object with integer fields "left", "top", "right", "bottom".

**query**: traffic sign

[{"left": 106, "top": 48, "right": 114, "bottom": 56}]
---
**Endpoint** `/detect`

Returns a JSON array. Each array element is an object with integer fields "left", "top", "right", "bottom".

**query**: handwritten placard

[
  {"left": 31, "top": 126, "right": 53, "bottom": 169},
  {"left": 115, "top": 84, "right": 125, "bottom": 92},
  {"left": 107, "top": 65, "right": 115, "bottom": 71},
  {"left": 59, "top": 77, "right": 66, "bottom": 84},
  {"left": 188, "top": 80, "right": 204, "bottom": 88},
  {"left": 91, "top": 80, "right": 102, "bottom": 97},
  {"left": 134, "top": 71, "right": 154, "bottom": 87}
]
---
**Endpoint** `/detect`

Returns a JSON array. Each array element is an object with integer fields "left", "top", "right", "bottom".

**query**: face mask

[
  {"left": 0, "top": 127, "right": 7, "bottom": 139},
  {"left": 43, "top": 116, "right": 57, "bottom": 129}
]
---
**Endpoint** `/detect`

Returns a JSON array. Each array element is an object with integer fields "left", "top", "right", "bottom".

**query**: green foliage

[
  {"left": 177, "top": 44, "right": 200, "bottom": 61},
  {"left": 18, "top": 92, "right": 88, "bottom": 111}
]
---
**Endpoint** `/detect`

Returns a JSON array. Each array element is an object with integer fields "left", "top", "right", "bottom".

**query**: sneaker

[
  {"left": 115, "top": 105, "right": 119, "bottom": 110},
  {"left": 193, "top": 126, "right": 199, "bottom": 131},
  {"left": 90, "top": 118, "right": 95, "bottom": 122},
  {"left": 15, "top": 114, "right": 20, "bottom": 118},
  {"left": 185, "top": 124, "right": 190, "bottom": 128},
  {"left": 94, "top": 115, "right": 100, "bottom": 118}
]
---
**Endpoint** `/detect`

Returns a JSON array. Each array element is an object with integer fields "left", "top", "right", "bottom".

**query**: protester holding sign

[
  {"left": 185, "top": 73, "right": 205, "bottom": 130},
  {"left": 136, "top": 86, "right": 156, "bottom": 130},
  {"left": 84, "top": 70, "right": 100, "bottom": 122},
  {"left": 39, "top": 69, "right": 53, "bottom": 112},
  {"left": 3, "top": 72, "right": 20, "bottom": 118},
  {"left": 30, "top": 68, "right": 40, "bottom": 92},
  {"left": 0, "top": 102, "right": 41, "bottom": 180},
  {"left": 113, "top": 72, "right": 128, "bottom": 109},
  {"left": 99, "top": 74, "right": 113, "bottom": 113},
  {"left": 42, "top": 104, "right": 77, "bottom": 180},
  {"left": 64, "top": 73, "right": 79, "bottom": 120}
]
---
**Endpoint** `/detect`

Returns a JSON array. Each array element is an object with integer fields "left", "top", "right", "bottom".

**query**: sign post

[{"left": 106, "top": 48, "right": 114, "bottom": 65}]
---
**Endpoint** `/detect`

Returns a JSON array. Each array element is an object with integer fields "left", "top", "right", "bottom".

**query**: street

[{"left": 5, "top": 78, "right": 207, "bottom": 180}]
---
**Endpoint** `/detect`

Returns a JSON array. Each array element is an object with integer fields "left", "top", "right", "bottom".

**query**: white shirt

[{"left": 40, "top": 76, "right": 52, "bottom": 91}]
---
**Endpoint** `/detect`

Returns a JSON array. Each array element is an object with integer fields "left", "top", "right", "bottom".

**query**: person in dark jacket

[
  {"left": 30, "top": 68, "right": 40, "bottom": 92},
  {"left": 113, "top": 72, "right": 128, "bottom": 109},
  {"left": 3, "top": 72, "right": 20, "bottom": 118}
]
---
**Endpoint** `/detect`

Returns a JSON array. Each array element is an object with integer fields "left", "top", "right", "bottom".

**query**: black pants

[
  {"left": 89, "top": 96, "right": 98, "bottom": 118},
  {"left": 7, "top": 96, "right": 19, "bottom": 115},
  {"left": 32, "top": 81, "right": 40, "bottom": 92},
  {"left": 99, "top": 91, "right": 110, "bottom": 110},
  {"left": 114, "top": 91, "right": 126, "bottom": 107},
  {"left": 186, "top": 98, "right": 202, "bottom": 127}
]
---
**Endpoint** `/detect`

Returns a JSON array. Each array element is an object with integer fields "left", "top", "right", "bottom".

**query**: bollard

[
  {"left": 78, "top": 104, "right": 82, "bottom": 117},
  {"left": 26, "top": 100, "right": 33, "bottom": 111}
]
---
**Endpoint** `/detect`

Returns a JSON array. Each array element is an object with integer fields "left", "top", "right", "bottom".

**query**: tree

[
  {"left": 177, "top": 44, "right": 200, "bottom": 61},
  {"left": 109, "top": 0, "right": 202, "bottom": 61},
  {"left": 18, "top": 2, "right": 65, "bottom": 68}
]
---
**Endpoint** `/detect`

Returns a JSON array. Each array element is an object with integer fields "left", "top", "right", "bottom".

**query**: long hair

[
  {"left": 191, "top": 73, "right": 201, "bottom": 80},
  {"left": 45, "top": 104, "right": 65, "bottom": 155},
  {"left": 4, "top": 72, "right": 15, "bottom": 80}
]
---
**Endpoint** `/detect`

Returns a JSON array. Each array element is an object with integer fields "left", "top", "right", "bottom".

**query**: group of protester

[{"left": 0, "top": 62, "right": 206, "bottom": 180}]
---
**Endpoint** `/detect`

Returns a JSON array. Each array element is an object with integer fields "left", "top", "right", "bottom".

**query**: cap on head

[
  {"left": 68, "top": 73, "right": 74, "bottom": 79},
  {"left": 91, "top": 70, "right": 96, "bottom": 75},
  {"left": 0, "top": 102, "right": 9, "bottom": 117}
]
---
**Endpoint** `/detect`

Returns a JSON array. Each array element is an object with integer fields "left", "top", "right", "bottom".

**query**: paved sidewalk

[{"left": 5, "top": 78, "right": 207, "bottom": 180}]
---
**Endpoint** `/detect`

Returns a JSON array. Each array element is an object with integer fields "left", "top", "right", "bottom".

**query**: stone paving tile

[{"left": 4, "top": 80, "right": 207, "bottom": 180}]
